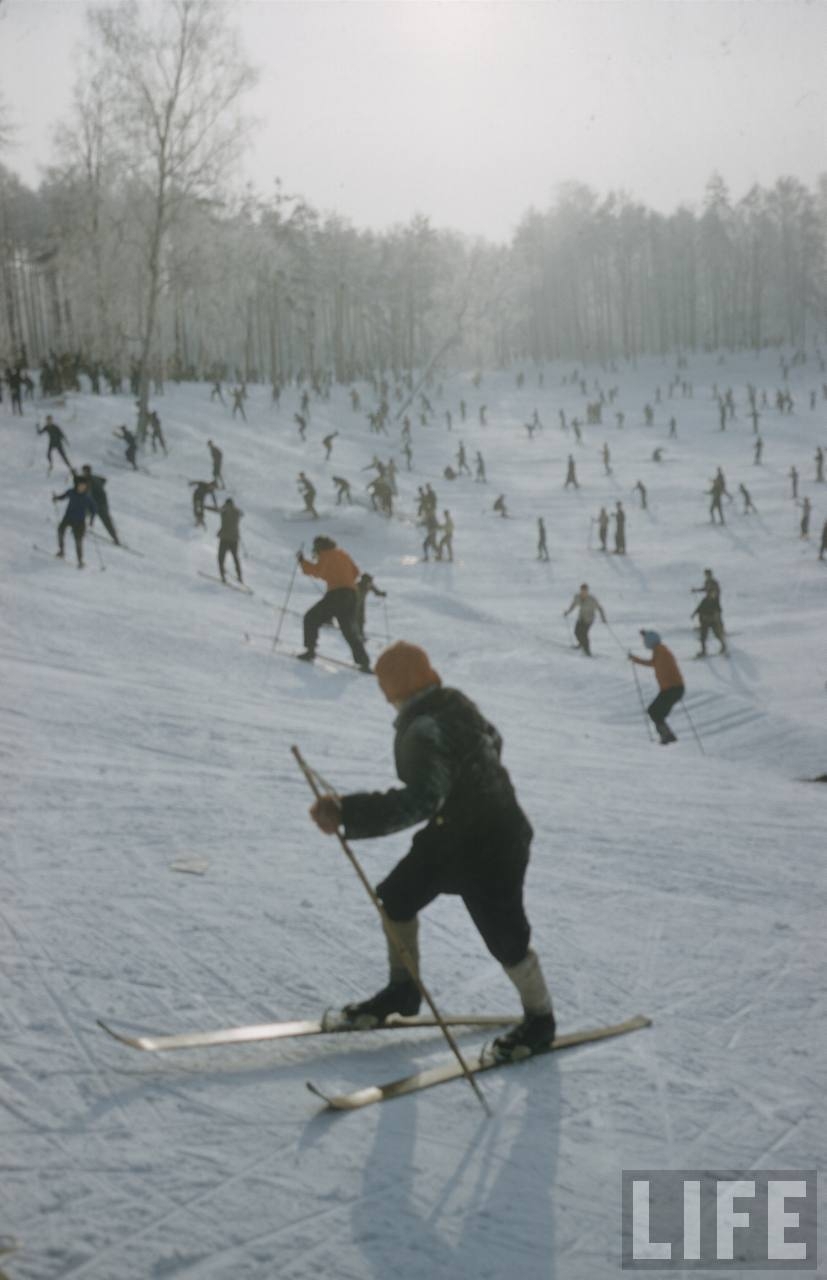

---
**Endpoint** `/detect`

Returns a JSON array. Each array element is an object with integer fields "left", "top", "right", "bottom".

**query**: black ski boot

[
  {"left": 341, "top": 979, "right": 421, "bottom": 1028},
  {"left": 656, "top": 721, "right": 677, "bottom": 745},
  {"left": 491, "top": 1011, "right": 556, "bottom": 1062},
  {"left": 296, "top": 650, "right": 316, "bottom": 662}
]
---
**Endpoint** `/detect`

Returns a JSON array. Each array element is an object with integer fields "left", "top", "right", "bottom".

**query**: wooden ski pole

[
  {"left": 291, "top": 745, "right": 491, "bottom": 1116},
  {"left": 272, "top": 544, "right": 303, "bottom": 653},
  {"left": 630, "top": 662, "right": 655, "bottom": 742},
  {"left": 681, "top": 701, "right": 706, "bottom": 755}
]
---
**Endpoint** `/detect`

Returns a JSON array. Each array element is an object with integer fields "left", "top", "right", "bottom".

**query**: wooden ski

[{"left": 307, "top": 1014, "right": 652, "bottom": 1111}]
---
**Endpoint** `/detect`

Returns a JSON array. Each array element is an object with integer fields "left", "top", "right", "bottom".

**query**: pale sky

[{"left": 1, "top": 0, "right": 825, "bottom": 242}]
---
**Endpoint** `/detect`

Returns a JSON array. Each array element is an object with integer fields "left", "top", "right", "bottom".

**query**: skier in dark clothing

[
  {"left": 333, "top": 475, "right": 352, "bottom": 505},
  {"left": 355, "top": 572, "right": 387, "bottom": 640},
  {"left": 208, "top": 497, "right": 243, "bottom": 583},
  {"left": 38, "top": 416, "right": 71, "bottom": 472},
  {"left": 596, "top": 506, "right": 609, "bottom": 551},
  {"left": 207, "top": 439, "right": 223, "bottom": 486},
  {"left": 231, "top": 386, "right": 247, "bottom": 420},
  {"left": 296, "top": 536, "right": 371, "bottom": 671},
  {"left": 308, "top": 640, "right": 555, "bottom": 1061},
  {"left": 692, "top": 587, "right": 727, "bottom": 657},
  {"left": 52, "top": 477, "right": 97, "bottom": 567},
  {"left": 613, "top": 501, "right": 626, "bottom": 554},
  {"left": 78, "top": 465, "right": 119, "bottom": 544},
  {"left": 114, "top": 425, "right": 138, "bottom": 470},
  {"left": 819, "top": 519, "right": 827, "bottom": 561},
  {"left": 629, "top": 631, "right": 685, "bottom": 744},
  {"left": 189, "top": 479, "right": 219, "bottom": 527},
  {"left": 148, "top": 410, "right": 167, "bottom": 455},
  {"left": 537, "top": 517, "right": 549, "bottom": 561}
]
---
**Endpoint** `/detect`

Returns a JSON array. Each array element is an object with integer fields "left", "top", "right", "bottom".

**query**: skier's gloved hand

[{"left": 310, "top": 796, "right": 342, "bottom": 835}]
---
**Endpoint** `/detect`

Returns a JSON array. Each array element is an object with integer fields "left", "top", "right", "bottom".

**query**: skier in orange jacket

[
  {"left": 628, "top": 630, "right": 685, "bottom": 744},
  {"left": 297, "top": 536, "right": 371, "bottom": 671}
]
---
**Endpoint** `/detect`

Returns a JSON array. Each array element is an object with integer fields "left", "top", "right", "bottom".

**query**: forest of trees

[{"left": 2, "top": 0, "right": 827, "bottom": 390}]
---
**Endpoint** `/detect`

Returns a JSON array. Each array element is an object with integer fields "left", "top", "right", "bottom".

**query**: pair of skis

[{"left": 98, "top": 1011, "right": 651, "bottom": 1111}]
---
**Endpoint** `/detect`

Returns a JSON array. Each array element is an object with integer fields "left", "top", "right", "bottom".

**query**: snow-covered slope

[{"left": 2, "top": 351, "right": 825, "bottom": 1279}]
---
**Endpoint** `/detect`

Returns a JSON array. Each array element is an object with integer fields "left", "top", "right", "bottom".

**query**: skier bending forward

[{"left": 309, "top": 640, "right": 556, "bottom": 1061}]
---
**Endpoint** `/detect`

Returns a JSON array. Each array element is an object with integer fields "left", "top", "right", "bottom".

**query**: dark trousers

[
  {"left": 377, "top": 827, "right": 531, "bottom": 969},
  {"left": 58, "top": 517, "right": 85, "bottom": 564},
  {"left": 647, "top": 685, "right": 684, "bottom": 726},
  {"left": 218, "top": 538, "right": 242, "bottom": 581},
  {"left": 93, "top": 505, "right": 119, "bottom": 544},
  {"left": 574, "top": 617, "right": 593, "bottom": 654},
  {"left": 304, "top": 588, "right": 369, "bottom": 667},
  {"left": 47, "top": 443, "right": 71, "bottom": 470},
  {"left": 125, "top": 443, "right": 137, "bottom": 468}
]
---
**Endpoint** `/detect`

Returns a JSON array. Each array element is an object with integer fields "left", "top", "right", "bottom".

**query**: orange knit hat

[{"left": 374, "top": 641, "right": 441, "bottom": 704}]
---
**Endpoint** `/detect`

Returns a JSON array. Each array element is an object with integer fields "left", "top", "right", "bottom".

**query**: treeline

[{"left": 1, "top": 5, "right": 825, "bottom": 384}]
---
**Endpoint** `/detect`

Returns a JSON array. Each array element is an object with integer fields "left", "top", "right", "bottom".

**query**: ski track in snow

[{"left": 3, "top": 352, "right": 826, "bottom": 1279}]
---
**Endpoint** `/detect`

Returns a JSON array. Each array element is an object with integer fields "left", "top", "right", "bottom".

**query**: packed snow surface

[{"left": 2, "top": 351, "right": 825, "bottom": 1279}]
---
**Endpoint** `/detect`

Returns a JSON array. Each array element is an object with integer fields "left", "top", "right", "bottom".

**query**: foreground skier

[{"left": 308, "top": 641, "right": 556, "bottom": 1061}]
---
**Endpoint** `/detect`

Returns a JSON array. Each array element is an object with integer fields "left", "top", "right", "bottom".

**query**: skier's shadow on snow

[{"left": 349, "top": 1066, "right": 561, "bottom": 1280}]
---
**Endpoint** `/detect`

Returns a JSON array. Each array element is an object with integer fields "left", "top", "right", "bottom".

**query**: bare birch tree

[{"left": 87, "top": 0, "right": 256, "bottom": 433}]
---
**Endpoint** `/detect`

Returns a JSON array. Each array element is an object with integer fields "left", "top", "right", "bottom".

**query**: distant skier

[
  {"left": 38, "top": 416, "right": 71, "bottom": 472},
  {"left": 563, "top": 583, "right": 607, "bottom": 656},
  {"left": 52, "top": 476, "right": 97, "bottom": 568},
  {"left": 421, "top": 509, "right": 440, "bottom": 561},
  {"left": 602, "top": 443, "right": 611, "bottom": 476},
  {"left": 798, "top": 496, "right": 812, "bottom": 538},
  {"left": 493, "top": 494, "right": 508, "bottom": 518},
  {"left": 692, "top": 577, "right": 727, "bottom": 657},
  {"left": 355, "top": 572, "right": 387, "bottom": 640},
  {"left": 333, "top": 475, "right": 352, "bottom": 505},
  {"left": 612, "top": 501, "right": 626, "bottom": 554},
  {"left": 189, "top": 479, "right": 219, "bottom": 527},
  {"left": 307, "top": 640, "right": 556, "bottom": 1060},
  {"left": 628, "top": 631, "right": 685, "bottom": 744},
  {"left": 322, "top": 431, "right": 338, "bottom": 460},
  {"left": 210, "top": 379, "right": 225, "bottom": 404},
  {"left": 564, "top": 455, "right": 579, "bottom": 489},
  {"left": 114, "top": 425, "right": 138, "bottom": 471},
  {"left": 789, "top": 466, "right": 799, "bottom": 500},
  {"left": 596, "top": 506, "right": 609, "bottom": 551},
  {"left": 537, "top": 517, "right": 549, "bottom": 561},
  {"left": 296, "top": 536, "right": 371, "bottom": 671},
  {"left": 633, "top": 479, "right": 647, "bottom": 510},
  {"left": 231, "top": 386, "right": 247, "bottom": 421},
  {"left": 815, "top": 447, "right": 824, "bottom": 483},
  {"left": 456, "top": 442, "right": 470, "bottom": 474},
  {"left": 475, "top": 451, "right": 486, "bottom": 482},
  {"left": 819, "top": 518, "right": 827, "bottom": 561},
  {"left": 207, "top": 497, "right": 242, "bottom": 583},
  {"left": 436, "top": 510, "right": 454, "bottom": 562},
  {"left": 78, "top": 465, "right": 119, "bottom": 545},
  {"left": 297, "top": 472, "right": 318, "bottom": 518},
  {"left": 739, "top": 483, "right": 756, "bottom": 514},
  {"left": 692, "top": 567, "right": 722, "bottom": 609},
  {"left": 753, "top": 437, "right": 763, "bottom": 465},
  {"left": 207, "top": 439, "right": 224, "bottom": 486},
  {"left": 148, "top": 410, "right": 167, "bottom": 455}
]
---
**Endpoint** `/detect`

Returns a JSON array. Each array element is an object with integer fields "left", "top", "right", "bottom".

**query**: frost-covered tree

[{"left": 84, "top": 0, "right": 256, "bottom": 431}]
